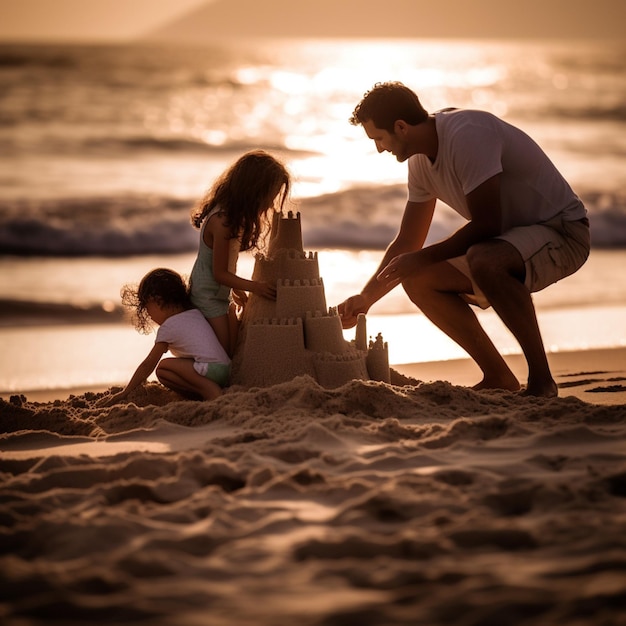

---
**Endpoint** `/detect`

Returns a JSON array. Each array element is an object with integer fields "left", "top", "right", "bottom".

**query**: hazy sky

[
  {"left": 0, "top": 0, "right": 624, "bottom": 41},
  {"left": 0, "top": 0, "right": 210, "bottom": 42}
]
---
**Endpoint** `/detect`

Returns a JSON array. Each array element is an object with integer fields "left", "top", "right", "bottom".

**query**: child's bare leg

[
  {"left": 207, "top": 314, "right": 231, "bottom": 356},
  {"left": 156, "top": 358, "right": 222, "bottom": 401}
]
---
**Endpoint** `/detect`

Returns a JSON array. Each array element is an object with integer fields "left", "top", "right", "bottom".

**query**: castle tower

[
  {"left": 230, "top": 210, "right": 390, "bottom": 389},
  {"left": 366, "top": 332, "right": 390, "bottom": 384},
  {"left": 267, "top": 210, "right": 303, "bottom": 257}
]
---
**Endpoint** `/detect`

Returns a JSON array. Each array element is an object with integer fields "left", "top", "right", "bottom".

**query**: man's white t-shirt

[
  {"left": 407, "top": 109, "right": 586, "bottom": 231},
  {"left": 156, "top": 308, "right": 230, "bottom": 365}
]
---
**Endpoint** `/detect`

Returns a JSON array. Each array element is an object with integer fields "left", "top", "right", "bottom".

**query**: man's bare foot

[
  {"left": 472, "top": 374, "right": 521, "bottom": 392},
  {"left": 520, "top": 378, "right": 558, "bottom": 398}
]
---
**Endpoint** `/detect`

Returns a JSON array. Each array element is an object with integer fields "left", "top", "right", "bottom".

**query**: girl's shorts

[
  {"left": 193, "top": 361, "right": 231, "bottom": 387},
  {"left": 449, "top": 215, "right": 590, "bottom": 309}
]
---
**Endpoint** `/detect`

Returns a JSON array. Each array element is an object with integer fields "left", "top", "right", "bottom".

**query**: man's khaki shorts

[{"left": 449, "top": 215, "right": 590, "bottom": 309}]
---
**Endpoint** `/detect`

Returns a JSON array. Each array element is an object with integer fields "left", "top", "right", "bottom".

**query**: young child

[
  {"left": 190, "top": 149, "right": 291, "bottom": 356},
  {"left": 104, "top": 268, "right": 231, "bottom": 405}
]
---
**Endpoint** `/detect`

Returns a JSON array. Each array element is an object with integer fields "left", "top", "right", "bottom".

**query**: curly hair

[
  {"left": 121, "top": 268, "right": 191, "bottom": 334},
  {"left": 190, "top": 150, "right": 291, "bottom": 252},
  {"left": 350, "top": 81, "right": 429, "bottom": 132}
]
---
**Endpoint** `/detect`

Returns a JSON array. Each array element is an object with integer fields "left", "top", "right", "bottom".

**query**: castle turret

[
  {"left": 366, "top": 332, "right": 391, "bottom": 384},
  {"left": 267, "top": 210, "right": 303, "bottom": 256}
]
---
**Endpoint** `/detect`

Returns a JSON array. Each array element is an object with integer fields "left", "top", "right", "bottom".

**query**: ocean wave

[
  {"left": 304, "top": 187, "right": 626, "bottom": 248},
  {"left": 0, "top": 43, "right": 225, "bottom": 78},
  {"left": 81, "top": 137, "right": 315, "bottom": 157},
  {"left": 0, "top": 298, "right": 124, "bottom": 327},
  {"left": 535, "top": 103, "right": 626, "bottom": 124},
  {"left": 0, "top": 195, "right": 198, "bottom": 256},
  {"left": 0, "top": 132, "right": 316, "bottom": 158},
  {"left": 0, "top": 47, "right": 77, "bottom": 69},
  {"left": 550, "top": 43, "right": 626, "bottom": 75},
  {"left": 1, "top": 186, "right": 625, "bottom": 256}
]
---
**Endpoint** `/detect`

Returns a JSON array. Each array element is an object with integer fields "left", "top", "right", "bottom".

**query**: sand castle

[{"left": 230, "top": 211, "right": 390, "bottom": 389}]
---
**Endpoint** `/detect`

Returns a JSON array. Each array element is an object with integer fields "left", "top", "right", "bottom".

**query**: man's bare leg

[
  {"left": 467, "top": 240, "right": 557, "bottom": 398},
  {"left": 403, "top": 263, "right": 520, "bottom": 392}
]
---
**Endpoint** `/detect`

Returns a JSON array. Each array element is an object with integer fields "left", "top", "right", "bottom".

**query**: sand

[{"left": 1, "top": 347, "right": 625, "bottom": 626}]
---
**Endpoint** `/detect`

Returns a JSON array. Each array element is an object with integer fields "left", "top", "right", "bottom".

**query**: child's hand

[
  {"left": 232, "top": 289, "right": 248, "bottom": 308},
  {"left": 97, "top": 390, "right": 127, "bottom": 407},
  {"left": 253, "top": 281, "right": 276, "bottom": 300}
]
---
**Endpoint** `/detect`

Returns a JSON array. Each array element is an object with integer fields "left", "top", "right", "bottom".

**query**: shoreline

[
  {"left": 394, "top": 346, "right": 626, "bottom": 406},
  {"left": 4, "top": 345, "right": 624, "bottom": 406}
]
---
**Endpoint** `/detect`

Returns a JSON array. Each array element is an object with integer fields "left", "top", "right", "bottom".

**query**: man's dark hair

[{"left": 350, "top": 81, "right": 429, "bottom": 132}]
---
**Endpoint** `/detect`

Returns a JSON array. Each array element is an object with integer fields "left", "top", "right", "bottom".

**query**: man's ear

[{"left": 394, "top": 119, "right": 408, "bottom": 135}]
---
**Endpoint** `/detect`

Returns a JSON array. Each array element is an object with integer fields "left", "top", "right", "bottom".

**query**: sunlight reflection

[
  {"left": 199, "top": 129, "right": 227, "bottom": 146},
  {"left": 270, "top": 71, "right": 311, "bottom": 94},
  {"left": 137, "top": 38, "right": 530, "bottom": 202},
  {"left": 234, "top": 66, "right": 267, "bottom": 85}
]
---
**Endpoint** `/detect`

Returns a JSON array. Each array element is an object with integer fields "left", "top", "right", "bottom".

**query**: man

[{"left": 338, "top": 82, "right": 590, "bottom": 397}]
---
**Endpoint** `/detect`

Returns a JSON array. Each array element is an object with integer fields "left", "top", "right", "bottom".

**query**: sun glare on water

[{"left": 237, "top": 39, "right": 513, "bottom": 196}]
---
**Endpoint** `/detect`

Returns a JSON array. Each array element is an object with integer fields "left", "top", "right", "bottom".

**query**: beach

[
  {"left": 1, "top": 346, "right": 625, "bottom": 625},
  {"left": 1, "top": 39, "right": 625, "bottom": 399},
  {"left": 397, "top": 347, "right": 626, "bottom": 406},
  {"left": 1, "top": 36, "right": 626, "bottom": 625}
]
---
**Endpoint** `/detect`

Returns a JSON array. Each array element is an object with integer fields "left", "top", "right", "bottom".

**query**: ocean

[{"left": 1, "top": 37, "right": 625, "bottom": 397}]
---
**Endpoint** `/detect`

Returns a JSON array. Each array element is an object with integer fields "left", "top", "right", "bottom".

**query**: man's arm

[
  {"left": 338, "top": 198, "right": 436, "bottom": 328},
  {"left": 377, "top": 174, "right": 502, "bottom": 284}
]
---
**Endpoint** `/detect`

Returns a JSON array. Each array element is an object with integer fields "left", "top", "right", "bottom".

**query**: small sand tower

[{"left": 230, "top": 211, "right": 390, "bottom": 389}]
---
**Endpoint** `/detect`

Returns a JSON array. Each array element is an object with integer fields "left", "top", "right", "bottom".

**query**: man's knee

[
  {"left": 402, "top": 261, "right": 473, "bottom": 306},
  {"left": 467, "top": 240, "right": 525, "bottom": 284},
  {"left": 401, "top": 272, "right": 429, "bottom": 306},
  {"left": 466, "top": 242, "right": 492, "bottom": 279}
]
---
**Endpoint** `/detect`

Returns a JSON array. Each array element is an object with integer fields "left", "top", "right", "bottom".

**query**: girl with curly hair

[
  {"left": 190, "top": 150, "right": 291, "bottom": 355},
  {"left": 104, "top": 268, "right": 230, "bottom": 405}
]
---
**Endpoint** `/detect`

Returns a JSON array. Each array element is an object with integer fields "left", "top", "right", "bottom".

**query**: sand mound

[{"left": 1, "top": 375, "right": 625, "bottom": 625}]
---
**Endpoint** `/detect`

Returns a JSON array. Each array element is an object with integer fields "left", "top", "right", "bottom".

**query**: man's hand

[
  {"left": 377, "top": 251, "right": 420, "bottom": 286},
  {"left": 337, "top": 294, "right": 369, "bottom": 329}
]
